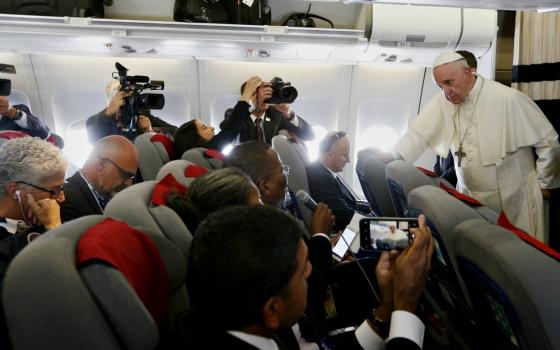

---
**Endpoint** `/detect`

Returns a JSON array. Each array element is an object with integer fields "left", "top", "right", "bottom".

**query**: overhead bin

[
  {"left": 0, "top": 14, "right": 367, "bottom": 63},
  {"left": 368, "top": 4, "right": 497, "bottom": 66},
  {"left": 0, "top": 4, "right": 496, "bottom": 66}
]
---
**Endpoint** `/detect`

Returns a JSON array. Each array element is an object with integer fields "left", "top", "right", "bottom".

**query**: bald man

[{"left": 60, "top": 135, "right": 139, "bottom": 222}]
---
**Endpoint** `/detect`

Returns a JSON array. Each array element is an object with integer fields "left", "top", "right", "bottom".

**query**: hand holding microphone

[{"left": 297, "top": 190, "right": 335, "bottom": 235}]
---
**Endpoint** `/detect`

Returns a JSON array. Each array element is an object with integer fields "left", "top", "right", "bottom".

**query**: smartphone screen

[
  {"left": 332, "top": 227, "right": 357, "bottom": 261},
  {"left": 359, "top": 217, "right": 418, "bottom": 251}
]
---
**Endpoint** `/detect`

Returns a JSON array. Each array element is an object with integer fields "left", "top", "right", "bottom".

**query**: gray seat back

[
  {"left": 453, "top": 219, "right": 560, "bottom": 350},
  {"left": 105, "top": 181, "right": 192, "bottom": 262},
  {"left": 272, "top": 135, "right": 312, "bottom": 226},
  {"left": 156, "top": 159, "right": 201, "bottom": 189},
  {"left": 2, "top": 215, "right": 185, "bottom": 350},
  {"left": 181, "top": 147, "right": 223, "bottom": 170},
  {"left": 105, "top": 180, "right": 192, "bottom": 329},
  {"left": 134, "top": 132, "right": 175, "bottom": 181},
  {"left": 408, "top": 185, "right": 488, "bottom": 308},
  {"left": 386, "top": 160, "right": 435, "bottom": 216},
  {"left": 356, "top": 148, "right": 396, "bottom": 216}
]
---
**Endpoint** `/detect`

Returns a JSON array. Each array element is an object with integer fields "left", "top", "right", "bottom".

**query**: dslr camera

[
  {"left": 264, "top": 77, "right": 298, "bottom": 104},
  {"left": 0, "top": 79, "right": 11, "bottom": 96},
  {"left": 113, "top": 62, "right": 165, "bottom": 127}
]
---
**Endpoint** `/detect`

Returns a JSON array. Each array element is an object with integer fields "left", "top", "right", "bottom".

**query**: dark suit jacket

[
  {"left": 307, "top": 162, "right": 369, "bottom": 229},
  {"left": 185, "top": 326, "right": 420, "bottom": 350},
  {"left": 434, "top": 152, "right": 457, "bottom": 187},
  {"left": 220, "top": 106, "right": 314, "bottom": 145},
  {"left": 86, "top": 108, "right": 177, "bottom": 143},
  {"left": 60, "top": 172, "right": 103, "bottom": 223},
  {"left": 305, "top": 234, "right": 332, "bottom": 333},
  {"left": 0, "top": 104, "right": 51, "bottom": 139}
]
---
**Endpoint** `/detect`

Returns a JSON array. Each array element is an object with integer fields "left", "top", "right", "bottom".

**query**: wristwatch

[
  {"left": 367, "top": 309, "right": 390, "bottom": 339},
  {"left": 12, "top": 109, "right": 23, "bottom": 120}
]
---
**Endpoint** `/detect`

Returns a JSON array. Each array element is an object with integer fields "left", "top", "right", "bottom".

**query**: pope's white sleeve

[
  {"left": 534, "top": 135, "right": 560, "bottom": 189},
  {"left": 392, "top": 128, "right": 430, "bottom": 162}
]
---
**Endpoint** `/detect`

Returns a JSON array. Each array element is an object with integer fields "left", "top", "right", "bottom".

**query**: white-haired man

[
  {"left": 387, "top": 51, "right": 560, "bottom": 240},
  {"left": 86, "top": 80, "right": 176, "bottom": 143}
]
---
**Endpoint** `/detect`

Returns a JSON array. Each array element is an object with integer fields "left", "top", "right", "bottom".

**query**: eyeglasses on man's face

[
  {"left": 15, "top": 181, "right": 64, "bottom": 198},
  {"left": 102, "top": 157, "right": 136, "bottom": 182},
  {"left": 258, "top": 164, "right": 291, "bottom": 183}
]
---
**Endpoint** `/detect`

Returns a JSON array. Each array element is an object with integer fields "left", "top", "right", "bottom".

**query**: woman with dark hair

[
  {"left": 174, "top": 76, "right": 262, "bottom": 157},
  {"left": 165, "top": 167, "right": 262, "bottom": 233}
]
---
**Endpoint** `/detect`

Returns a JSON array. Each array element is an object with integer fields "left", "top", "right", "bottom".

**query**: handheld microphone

[{"left": 296, "top": 190, "right": 317, "bottom": 212}]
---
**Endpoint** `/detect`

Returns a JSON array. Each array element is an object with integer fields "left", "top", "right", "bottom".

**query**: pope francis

[{"left": 391, "top": 51, "right": 560, "bottom": 241}]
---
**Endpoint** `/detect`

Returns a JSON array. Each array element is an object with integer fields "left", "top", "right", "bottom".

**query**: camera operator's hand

[
  {"left": 105, "top": 91, "right": 132, "bottom": 118},
  {"left": 0, "top": 96, "right": 16, "bottom": 118},
  {"left": 137, "top": 115, "right": 153, "bottom": 133},
  {"left": 274, "top": 103, "right": 294, "bottom": 120},
  {"left": 376, "top": 250, "right": 399, "bottom": 309},
  {"left": 255, "top": 83, "right": 272, "bottom": 115},
  {"left": 241, "top": 76, "right": 262, "bottom": 103},
  {"left": 392, "top": 214, "right": 434, "bottom": 313},
  {"left": 309, "top": 202, "right": 334, "bottom": 236}
]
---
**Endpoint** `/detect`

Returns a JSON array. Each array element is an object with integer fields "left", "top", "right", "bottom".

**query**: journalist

[
  {"left": 86, "top": 80, "right": 177, "bottom": 143},
  {"left": 220, "top": 76, "right": 315, "bottom": 145},
  {"left": 0, "top": 79, "right": 53, "bottom": 141},
  {"left": 174, "top": 76, "right": 262, "bottom": 156}
]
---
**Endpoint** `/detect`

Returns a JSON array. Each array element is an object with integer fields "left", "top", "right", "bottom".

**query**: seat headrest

[
  {"left": 76, "top": 217, "right": 169, "bottom": 324},
  {"left": 385, "top": 160, "right": 434, "bottom": 197},
  {"left": 181, "top": 147, "right": 224, "bottom": 170},
  {"left": 498, "top": 212, "right": 560, "bottom": 261},
  {"left": 156, "top": 159, "right": 209, "bottom": 188}
]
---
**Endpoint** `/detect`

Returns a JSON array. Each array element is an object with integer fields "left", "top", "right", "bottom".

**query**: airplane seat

[
  {"left": 134, "top": 132, "right": 176, "bottom": 181},
  {"left": 180, "top": 147, "right": 224, "bottom": 170},
  {"left": 104, "top": 179, "right": 193, "bottom": 335},
  {"left": 272, "top": 134, "right": 313, "bottom": 227},
  {"left": 104, "top": 180, "right": 192, "bottom": 262},
  {"left": 3, "top": 215, "right": 186, "bottom": 350},
  {"left": 385, "top": 160, "right": 435, "bottom": 216},
  {"left": 453, "top": 218, "right": 560, "bottom": 350},
  {"left": 0, "top": 130, "right": 29, "bottom": 146},
  {"left": 407, "top": 186, "right": 494, "bottom": 325},
  {"left": 355, "top": 148, "right": 396, "bottom": 217}
]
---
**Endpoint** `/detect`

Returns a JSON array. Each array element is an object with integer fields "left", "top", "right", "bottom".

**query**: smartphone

[
  {"left": 332, "top": 227, "right": 357, "bottom": 262},
  {"left": 359, "top": 217, "right": 419, "bottom": 251}
]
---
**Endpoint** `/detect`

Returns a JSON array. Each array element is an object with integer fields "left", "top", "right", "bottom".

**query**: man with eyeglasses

[
  {"left": 0, "top": 137, "right": 68, "bottom": 349},
  {"left": 60, "top": 135, "right": 139, "bottom": 222},
  {"left": 308, "top": 131, "right": 372, "bottom": 230},
  {"left": 224, "top": 141, "right": 336, "bottom": 335}
]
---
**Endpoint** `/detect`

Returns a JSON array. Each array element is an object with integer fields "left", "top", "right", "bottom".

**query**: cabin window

[
  {"left": 305, "top": 125, "right": 328, "bottom": 162},
  {"left": 64, "top": 120, "right": 93, "bottom": 168}
]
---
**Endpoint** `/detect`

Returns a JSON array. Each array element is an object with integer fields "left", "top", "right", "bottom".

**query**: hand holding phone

[{"left": 359, "top": 217, "right": 419, "bottom": 251}]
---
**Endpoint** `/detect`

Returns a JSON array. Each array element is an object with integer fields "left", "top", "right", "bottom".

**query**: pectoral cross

[{"left": 455, "top": 145, "right": 466, "bottom": 167}]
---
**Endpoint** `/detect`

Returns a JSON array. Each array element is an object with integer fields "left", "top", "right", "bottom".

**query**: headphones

[
  {"left": 14, "top": 190, "right": 21, "bottom": 201},
  {"left": 283, "top": 5, "right": 334, "bottom": 28}
]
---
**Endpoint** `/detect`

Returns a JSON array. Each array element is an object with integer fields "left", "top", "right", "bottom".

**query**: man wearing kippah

[{"left": 388, "top": 51, "right": 559, "bottom": 241}]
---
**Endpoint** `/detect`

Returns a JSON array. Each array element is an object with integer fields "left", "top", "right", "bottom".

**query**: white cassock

[{"left": 393, "top": 74, "right": 560, "bottom": 240}]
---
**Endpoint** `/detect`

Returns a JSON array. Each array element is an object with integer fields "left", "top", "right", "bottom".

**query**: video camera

[
  {"left": 264, "top": 77, "right": 298, "bottom": 104},
  {"left": 112, "top": 62, "right": 165, "bottom": 127},
  {"left": 0, "top": 79, "right": 11, "bottom": 96}
]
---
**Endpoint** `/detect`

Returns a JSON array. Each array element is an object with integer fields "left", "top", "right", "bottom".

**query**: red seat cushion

[
  {"left": 151, "top": 173, "right": 188, "bottom": 206},
  {"left": 184, "top": 164, "right": 208, "bottom": 178},
  {"left": 204, "top": 149, "right": 225, "bottom": 161},
  {"left": 151, "top": 133, "right": 176, "bottom": 160},
  {"left": 416, "top": 166, "right": 437, "bottom": 177},
  {"left": 76, "top": 218, "right": 170, "bottom": 323},
  {"left": 498, "top": 212, "right": 560, "bottom": 261},
  {"left": 439, "top": 182, "right": 482, "bottom": 206}
]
